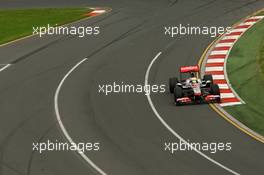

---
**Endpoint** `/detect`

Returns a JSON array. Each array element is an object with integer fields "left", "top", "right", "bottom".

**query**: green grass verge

[
  {"left": 258, "top": 11, "right": 264, "bottom": 16},
  {"left": 225, "top": 16, "right": 264, "bottom": 136},
  {"left": 0, "top": 8, "right": 91, "bottom": 45}
]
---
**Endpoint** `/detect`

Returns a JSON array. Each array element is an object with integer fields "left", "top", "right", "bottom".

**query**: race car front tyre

[
  {"left": 169, "top": 77, "right": 178, "bottom": 93},
  {"left": 203, "top": 74, "right": 213, "bottom": 84},
  {"left": 174, "top": 86, "right": 183, "bottom": 103},
  {"left": 210, "top": 84, "right": 220, "bottom": 95},
  {"left": 174, "top": 86, "right": 182, "bottom": 105}
]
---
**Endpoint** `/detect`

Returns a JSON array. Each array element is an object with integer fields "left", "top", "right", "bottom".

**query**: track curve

[{"left": 0, "top": 0, "right": 264, "bottom": 175}]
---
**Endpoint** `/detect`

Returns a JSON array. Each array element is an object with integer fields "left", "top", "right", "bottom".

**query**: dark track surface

[{"left": 0, "top": 0, "right": 264, "bottom": 174}]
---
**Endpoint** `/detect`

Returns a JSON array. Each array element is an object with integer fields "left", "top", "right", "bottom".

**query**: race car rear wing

[{"left": 180, "top": 65, "right": 199, "bottom": 73}]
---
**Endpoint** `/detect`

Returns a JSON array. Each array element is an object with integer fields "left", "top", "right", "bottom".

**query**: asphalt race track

[{"left": 0, "top": 0, "right": 264, "bottom": 174}]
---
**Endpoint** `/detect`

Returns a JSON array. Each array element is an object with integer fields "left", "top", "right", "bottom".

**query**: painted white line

[
  {"left": 221, "top": 93, "right": 235, "bottom": 98},
  {"left": 215, "top": 43, "right": 234, "bottom": 47},
  {"left": 0, "top": 64, "right": 11, "bottom": 72},
  {"left": 218, "top": 84, "right": 229, "bottom": 89},
  {"left": 145, "top": 52, "right": 240, "bottom": 175},
  {"left": 222, "top": 35, "right": 240, "bottom": 40},
  {"left": 54, "top": 58, "right": 107, "bottom": 175},
  {"left": 212, "top": 74, "right": 225, "bottom": 80},
  {"left": 210, "top": 50, "right": 229, "bottom": 55},
  {"left": 207, "top": 59, "right": 225, "bottom": 63},
  {"left": 205, "top": 67, "right": 224, "bottom": 72},
  {"left": 220, "top": 102, "right": 243, "bottom": 107}
]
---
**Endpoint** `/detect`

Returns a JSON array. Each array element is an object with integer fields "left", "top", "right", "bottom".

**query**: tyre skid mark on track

[
  {"left": 52, "top": 20, "right": 146, "bottom": 175},
  {"left": 145, "top": 52, "right": 240, "bottom": 175},
  {"left": 26, "top": 124, "right": 56, "bottom": 175}
]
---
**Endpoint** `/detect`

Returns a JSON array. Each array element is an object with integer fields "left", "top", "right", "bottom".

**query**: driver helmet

[{"left": 190, "top": 77, "right": 198, "bottom": 83}]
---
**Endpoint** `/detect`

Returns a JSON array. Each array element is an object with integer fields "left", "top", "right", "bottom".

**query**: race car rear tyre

[
  {"left": 210, "top": 84, "right": 220, "bottom": 95},
  {"left": 204, "top": 74, "right": 213, "bottom": 84},
  {"left": 169, "top": 77, "right": 178, "bottom": 93}
]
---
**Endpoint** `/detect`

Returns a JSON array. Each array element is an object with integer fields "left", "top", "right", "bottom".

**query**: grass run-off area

[
  {"left": 0, "top": 8, "right": 91, "bottom": 45},
  {"left": 225, "top": 14, "right": 264, "bottom": 136}
]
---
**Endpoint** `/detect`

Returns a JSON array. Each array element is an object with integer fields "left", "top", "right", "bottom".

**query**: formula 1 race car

[{"left": 169, "top": 65, "right": 221, "bottom": 105}]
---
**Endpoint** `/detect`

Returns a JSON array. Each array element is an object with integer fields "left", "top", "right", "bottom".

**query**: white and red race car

[{"left": 169, "top": 65, "right": 221, "bottom": 105}]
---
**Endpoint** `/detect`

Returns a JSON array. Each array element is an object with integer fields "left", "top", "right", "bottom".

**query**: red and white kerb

[
  {"left": 204, "top": 15, "right": 264, "bottom": 107},
  {"left": 86, "top": 8, "right": 106, "bottom": 17}
]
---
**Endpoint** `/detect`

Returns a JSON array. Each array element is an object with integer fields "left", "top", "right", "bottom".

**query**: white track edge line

[
  {"left": 54, "top": 58, "right": 107, "bottom": 175},
  {"left": 0, "top": 64, "right": 11, "bottom": 72}
]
